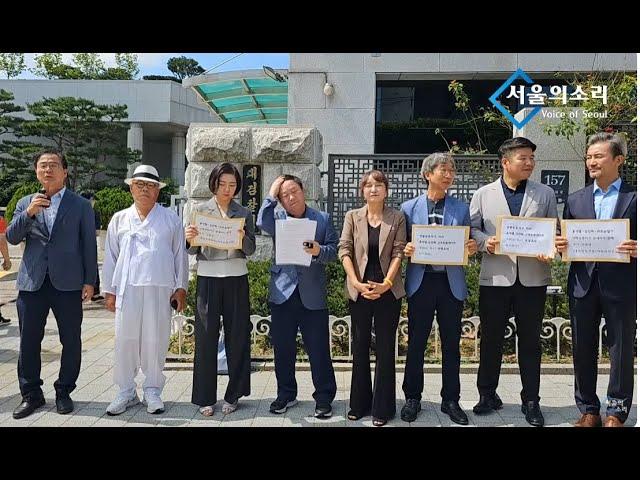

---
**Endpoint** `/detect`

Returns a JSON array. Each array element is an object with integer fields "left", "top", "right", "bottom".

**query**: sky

[{"left": 13, "top": 53, "right": 290, "bottom": 78}]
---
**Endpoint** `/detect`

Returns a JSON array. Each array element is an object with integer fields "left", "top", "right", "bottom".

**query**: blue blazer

[
  {"left": 6, "top": 189, "right": 97, "bottom": 292},
  {"left": 257, "top": 196, "right": 338, "bottom": 310},
  {"left": 563, "top": 181, "right": 636, "bottom": 300},
  {"left": 402, "top": 194, "right": 470, "bottom": 301}
]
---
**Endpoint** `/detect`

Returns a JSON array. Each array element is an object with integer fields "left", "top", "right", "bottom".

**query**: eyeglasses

[
  {"left": 37, "top": 162, "right": 63, "bottom": 171},
  {"left": 131, "top": 181, "right": 158, "bottom": 190},
  {"left": 435, "top": 167, "right": 456, "bottom": 177}
]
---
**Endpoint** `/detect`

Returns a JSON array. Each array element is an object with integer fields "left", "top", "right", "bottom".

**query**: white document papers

[{"left": 275, "top": 218, "right": 318, "bottom": 266}]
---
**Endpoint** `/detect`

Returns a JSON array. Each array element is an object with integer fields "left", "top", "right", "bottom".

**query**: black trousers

[
  {"left": 16, "top": 275, "right": 83, "bottom": 398},
  {"left": 477, "top": 278, "right": 546, "bottom": 402},
  {"left": 269, "top": 288, "right": 337, "bottom": 405},
  {"left": 570, "top": 271, "right": 636, "bottom": 421},
  {"left": 94, "top": 264, "right": 100, "bottom": 294},
  {"left": 403, "top": 273, "right": 464, "bottom": 402},
  {"left": 191, "top": 275, "right": 252, "bottom": 406},
  {"left": 349, "top": 291, "right": 401, "bottom": 420}
]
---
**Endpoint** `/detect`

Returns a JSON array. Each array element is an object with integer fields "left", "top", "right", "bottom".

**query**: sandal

[
  {"left": 221, "top": 400, "right": 238, "bottom": 414},
  {"left": 199, "top": 405, "right": 215, "bottom": 417},
  {"left": 347, "top": 410, "right": 368, "bottom": 421},
  {"left": 372, "top": 418, "right": 387, "bottom": 427}
]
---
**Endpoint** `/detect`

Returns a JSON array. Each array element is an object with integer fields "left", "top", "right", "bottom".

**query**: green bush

[
  {"left": 176, "top": 256, "right": 577, "bottom": 360},
  {"left": 463, "top": 256, "right": 481, "bottom": 317},
  {"left": 5, "top": 181, "right": 41, "bottom": 223},
  {"left": 247, "top": 260, "right": 271, "bottom": 316},
  {"left": 95, "top": 187, "right": 133, "bottom": 229},
  {"left": 0, "top": 172, "right": 37, "bottom": 207},
  {"left": 157, "top": 177, "right": 179, "bottom": 207}
]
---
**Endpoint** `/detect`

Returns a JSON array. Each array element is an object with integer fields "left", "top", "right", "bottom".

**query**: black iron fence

[{"left": 327, "top": 154, "right": 501, "bottom": 231}]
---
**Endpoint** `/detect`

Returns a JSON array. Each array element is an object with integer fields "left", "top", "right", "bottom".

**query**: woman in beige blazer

[{"left": 338, "top": 170, "right": 406, "bottom": 426}]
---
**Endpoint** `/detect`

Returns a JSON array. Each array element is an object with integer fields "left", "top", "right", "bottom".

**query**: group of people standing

[{"left": 5, "top": 131, "right": 636, "bottom": 427}]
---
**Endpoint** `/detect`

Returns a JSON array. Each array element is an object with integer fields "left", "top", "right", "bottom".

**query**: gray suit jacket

[
  {"left": 470, "top": 178, "right": 558, "bottom": 287},
  {"left": 6, "top": 189, "right": 97, "bottom": 292}
]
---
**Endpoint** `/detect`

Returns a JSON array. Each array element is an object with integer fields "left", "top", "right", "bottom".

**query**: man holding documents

[
  {"left": 185, "top": 162, "right": 256, "bottom": 417},
  {"left": 257, "top": 174, "right": 338, "bottom": 418},
  {"left": 102, "top": 165, "right": 188, "bottom": 416},
  {"left": 400, "top": 153, "right": 477, "bottom": 425},
  {"left": 555, "top": 132, "right": 636, "bottom": 427},
  {"left": 470, "top": 137, "right": 558, "bottom": 427}
]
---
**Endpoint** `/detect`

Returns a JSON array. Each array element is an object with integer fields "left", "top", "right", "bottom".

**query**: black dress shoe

[
  {"left": 472, "top": 393, "right": 503, "bottom": 414},
  {"left": 521, "top": 401, "right": 544, "bottom": 427},
  {"left": 441, "top": 400, "right": 469, "bottom": 425},
  {"left": 56, "top": 395, "right": 74, "bottom": 415},
  {"left": 314, "top": 403, "right": 332, "bottom": 419},
  {"left": 400, "top": 399, "right": 421, "bottom": 422},
  {"left": 13, "top": 395, "right": 46, "bottom": 419}
]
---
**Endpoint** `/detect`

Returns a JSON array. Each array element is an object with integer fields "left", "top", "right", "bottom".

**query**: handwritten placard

[
  {"left": 190, "top": 212, "right": 245, "bottom": 250},
  {"left": 411, "top": 225, "right": 469, "bottom": 266},
  {"left": 561, "top": 219, "right": 630, "bottom": 263},
  {"left": 495, "top": 216, "right": 557, "bottom": 257}
]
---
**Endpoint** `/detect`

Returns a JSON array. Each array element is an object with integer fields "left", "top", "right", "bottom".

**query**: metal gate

[{"left": 327, "top": 153, "right": 501, "bottom": 231}]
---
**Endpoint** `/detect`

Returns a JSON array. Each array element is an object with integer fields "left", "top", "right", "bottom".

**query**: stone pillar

[
  {"left": 184, "top": 124, "right": 323, "bottom": 261},
  {"left": 515, "top": 107, "right": 587, "bottom": 217},
  {"left": 171, "top": 132, "right": 186, "bottom": 185},
  {"left": 127, "top": 122, "right": 144, "bottom": 176}
]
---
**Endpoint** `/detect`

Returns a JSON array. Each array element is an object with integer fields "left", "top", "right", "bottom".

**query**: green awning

[{"left": 184, "top": 69, "right": 288, "bottom": 124}]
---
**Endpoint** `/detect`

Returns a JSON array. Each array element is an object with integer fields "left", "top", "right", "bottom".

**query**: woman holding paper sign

[
  {"left": 399, "top": 152, "right": 477, "bottom": 425},
  {"left": 338, "top": 170, "right": 406, "bottom": 427},
  {"left": 185, "top": 163, "right": 256, "bottom": 417}
]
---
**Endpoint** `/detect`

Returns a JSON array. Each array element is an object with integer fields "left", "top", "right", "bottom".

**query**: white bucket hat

[{"left": 124, "top": 164, "right": 167, "bottom": 189}]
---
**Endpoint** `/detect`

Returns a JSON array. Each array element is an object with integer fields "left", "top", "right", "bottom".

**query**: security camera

[{"left": 323, "top": 82, "right": 334, "bottom": 96}]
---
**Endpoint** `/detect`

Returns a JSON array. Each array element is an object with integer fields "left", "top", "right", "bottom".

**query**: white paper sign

[
  {"left": 562, "top": 219, "right": 630, "bottom": 263},
  {"left": 496, "top": 216, "right": 557, "bottom": 257},
  {"left": 191, "top": 212, "right": 244, "bottom": 250},
  {"left": 411, "top": 225, "right": 469, "bottom": 265},
  {"left": 275, "top": 218, "right": 318, "bottom": 266}
]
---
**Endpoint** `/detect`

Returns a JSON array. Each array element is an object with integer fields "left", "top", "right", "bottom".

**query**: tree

[
  {"left": 431, "top": 80, "right": 511, "bottom": 154},
  {"left": 542, "top": 72, "right": 637, "bottom": 183},
  {"left": 0, "top": 89, "right": 24, "bottom": 138},
  {"left": 72, "top": 53, "right": 106, "bottom": 79},
  {"left": 17, "top": 97, "right": 141, "bottom": 191},
  {"left": 0, "top": 53, "right": 26, "bottom": 78},
  {"left": 167, "top": 56, "right": 205, "bottom": 80},
  {"left": 0, "top": 89, "right": 38, "bottom": 201},
  {"left": 30, "top": 53, "right": 140, "bottom": 80},
  {"left": 31, "top": 53, "right": 65, "bottom": 79},
  {"left": 115, "top": 53, "right": 139, "bottom": 79}
]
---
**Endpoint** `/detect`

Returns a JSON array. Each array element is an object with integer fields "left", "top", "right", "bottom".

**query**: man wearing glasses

[
  {"left": 102, "top": 164, "right": 188, "bottom": 416},
  {"left": 6, "top": 149, "right": 97, "bottom": 419}
]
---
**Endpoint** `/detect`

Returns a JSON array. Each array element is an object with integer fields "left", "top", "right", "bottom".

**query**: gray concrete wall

[
  {"left": 287, "top": 53, "right": 635, "bottom": 172},
  {"left": 0, "top": 79, "right": 214, "bottom": 126}
]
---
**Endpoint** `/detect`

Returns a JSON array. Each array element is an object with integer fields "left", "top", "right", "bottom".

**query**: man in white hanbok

[{"left": 103, "top": 165, "right": 188, "bottom": 415}]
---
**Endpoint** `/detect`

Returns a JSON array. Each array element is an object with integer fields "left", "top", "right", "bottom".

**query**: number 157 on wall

[{"left": 543, "top": 174, "right": 565, "bottom": 186}]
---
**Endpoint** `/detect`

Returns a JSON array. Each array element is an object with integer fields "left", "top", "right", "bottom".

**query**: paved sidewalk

[
  {"left": 0, "top": 244, "right": 636, "bottom": 427},
  {"left": 0, "top": 301, "right": 636, "bottom": 427}
]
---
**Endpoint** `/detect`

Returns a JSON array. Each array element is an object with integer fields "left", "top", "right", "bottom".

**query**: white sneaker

[
  {"left": 106, "top": 391, "right": 140, "bottom": 416},
  {"left": 143, "top": 390, "right": 165, "bottom": 414}
]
